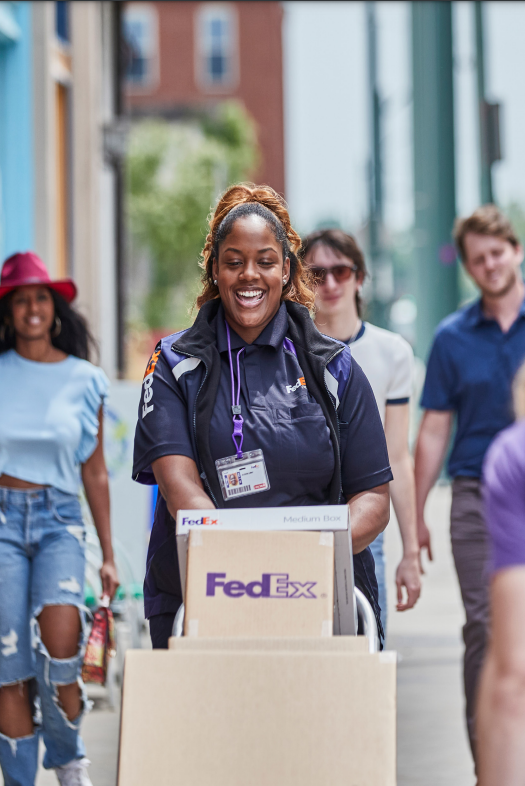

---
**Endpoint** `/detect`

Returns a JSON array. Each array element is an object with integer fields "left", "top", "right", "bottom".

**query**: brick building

[{"left": 123, "top": 1, "right": 285, "bottom": 195}]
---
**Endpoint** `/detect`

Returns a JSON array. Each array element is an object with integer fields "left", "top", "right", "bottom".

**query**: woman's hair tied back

[{"left": 197, "top": 183, "right": 315, "bottom": 311}]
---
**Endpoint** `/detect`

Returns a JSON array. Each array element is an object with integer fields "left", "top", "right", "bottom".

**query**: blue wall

[{"left": 0, "top": 1, "right": 34, "bottom": 262}]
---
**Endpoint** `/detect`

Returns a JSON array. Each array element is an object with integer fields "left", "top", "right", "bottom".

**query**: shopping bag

[{"left": 81, "top": 598, "right": 116, "bottom": 685}]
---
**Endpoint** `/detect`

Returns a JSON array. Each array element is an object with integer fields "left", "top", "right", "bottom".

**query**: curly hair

[{"left": 197, "top": 183, "right": 315, "bottom": 311}]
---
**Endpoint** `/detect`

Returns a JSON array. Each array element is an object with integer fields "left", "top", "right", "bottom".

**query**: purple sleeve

[{"left": 483, "top": 422, "right": 525, "bottom": 573}]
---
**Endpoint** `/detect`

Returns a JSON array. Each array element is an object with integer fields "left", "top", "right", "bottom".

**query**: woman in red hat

[{"left": 0, "top": 252, "right": 119, "bottom": 786}]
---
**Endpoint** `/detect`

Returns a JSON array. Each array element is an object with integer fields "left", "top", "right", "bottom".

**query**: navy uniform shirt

[
  {"left": 421, "top": 295, "right": 525, "bottom": 478},
  {"left": 133, "top": 303, "right": 392, "bottom": 616}
]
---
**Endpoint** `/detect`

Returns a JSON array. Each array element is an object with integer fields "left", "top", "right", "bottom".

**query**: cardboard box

[
  {"left": 118, "top": 649, "right": 397, "bottom": 786},
  {"left": 168, "top": 635, "right": 369, "bottom": 652},
  {"left": 183, "top": 530, "right": 334, "bottom": 638},
  {"left": 176, "top": 505, "right": 357, "bottom": 635},
  {"left": 176, "top": 504, "right": 350, "bottom": 534}
]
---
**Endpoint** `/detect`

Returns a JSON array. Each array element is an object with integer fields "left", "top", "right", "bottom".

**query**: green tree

[
  {"left": 127, "top": 101, "right": 259, "bottom": 329},
  {"left": 506, "top": 202, "right": 525, "bottom": 249}
]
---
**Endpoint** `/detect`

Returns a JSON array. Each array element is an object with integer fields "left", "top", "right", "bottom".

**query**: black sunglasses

[{"left": 310, "top": 264, "right": 358, "bottom": 284}]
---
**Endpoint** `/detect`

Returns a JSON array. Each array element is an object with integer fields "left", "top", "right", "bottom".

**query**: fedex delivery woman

[{"left": 132, "top": 184, "right": 393, "bottom": 648}]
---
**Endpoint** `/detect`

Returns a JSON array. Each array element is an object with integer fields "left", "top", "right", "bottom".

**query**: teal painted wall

[{"left": 0, "top": 1, "right": 34, "bottom": 263}]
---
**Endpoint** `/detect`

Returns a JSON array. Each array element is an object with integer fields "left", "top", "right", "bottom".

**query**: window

[
  {"left": 123, "top": 4, "right": 159, "bottom": 90},
  {"left": 196, "top": 5, "right": 238, "bottom": 91},
  {"left": 55, "top": 1, "right": 69, "bottom": 44}
]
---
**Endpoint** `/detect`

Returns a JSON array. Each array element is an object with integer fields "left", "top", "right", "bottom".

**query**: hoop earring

[{"left": 52, "top": 316, "right": 62, "bottom": 338}]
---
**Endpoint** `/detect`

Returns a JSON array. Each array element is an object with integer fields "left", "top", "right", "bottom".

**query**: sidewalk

[
  {"left": 36, "top": 687, "right": 120, "bottom": 786},
  {"left": 385, "top": 483, "right": 475, "bottom": 786},
  {"left": 29, "top": 483, "right": 474, "bottom": 785}
]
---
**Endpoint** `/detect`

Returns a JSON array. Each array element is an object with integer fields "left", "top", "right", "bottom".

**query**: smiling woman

[
  {"left": 0, "top": 252, "right": 119, "bottom": 786},
  {"left": 198, "top": 184, "right": 315, "bottom": 315},
  {"left": 132, "top": 183, "right": 393, "bottom": 649}
]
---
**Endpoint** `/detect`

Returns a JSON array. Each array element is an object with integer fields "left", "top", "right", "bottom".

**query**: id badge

[{"left": 215, "top": 449, "right": 270, "bottom": 501}]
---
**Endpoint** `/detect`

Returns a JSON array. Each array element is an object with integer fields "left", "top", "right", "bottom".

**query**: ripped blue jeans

[{"left": 0, "top": 487, "right": 88, "bottom": 786}]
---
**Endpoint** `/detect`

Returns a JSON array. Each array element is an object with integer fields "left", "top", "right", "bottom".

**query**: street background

[{"left": 1, "top": 1, "right": 523, "bottom": 782}]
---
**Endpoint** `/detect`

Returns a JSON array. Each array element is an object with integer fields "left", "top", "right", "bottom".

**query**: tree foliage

[{"left": 126, "top": 101, "right": 259, "bottom": 329}]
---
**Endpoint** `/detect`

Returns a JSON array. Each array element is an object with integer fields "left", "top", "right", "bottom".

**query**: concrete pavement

[
  {"left": 385, "top": 483, "right": 476, "bottom": 786},
  {"left": 23, "top": 483, "right": 474, "bottom": 785}
]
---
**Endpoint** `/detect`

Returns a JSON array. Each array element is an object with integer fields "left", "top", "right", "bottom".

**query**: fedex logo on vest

[
  {"left": 141, "top": 349, "right": 161, "bottom": 419},
  {"left": 206, "top": 572, "right": 317, "bottom": 599}
]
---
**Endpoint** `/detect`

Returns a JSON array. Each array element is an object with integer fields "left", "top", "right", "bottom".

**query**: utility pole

[
  {"left": 474, "top": 2, "right": 501, "bottom": 205},
  {"left": 366, "top": 1, "right": 389, "bottom": 328},
  {"left": 412, "top": 2, "right": 458, "bottom": 360}
]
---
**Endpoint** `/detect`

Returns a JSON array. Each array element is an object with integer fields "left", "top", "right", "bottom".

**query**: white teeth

[{"left": 237, "top": 290, "right": 263, "bottom": 299}]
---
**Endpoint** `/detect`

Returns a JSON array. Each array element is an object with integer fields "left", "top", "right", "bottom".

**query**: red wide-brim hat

[{"left": 0, "top": 252, "right": 77, "bottom": 303}]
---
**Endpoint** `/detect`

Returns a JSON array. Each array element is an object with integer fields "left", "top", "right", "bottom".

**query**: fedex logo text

[
  {"left": 183, "top": 516, "right": 218, "bottom": 527},
  {"left": 286, "top": 377, "right": 306, "bottom": 394},
  {"left": 206, "top": 573, "right": 317, "bottom": 599}
]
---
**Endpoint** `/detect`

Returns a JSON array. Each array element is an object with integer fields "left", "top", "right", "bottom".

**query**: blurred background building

[
  {"left": 0, "top": 0, "right": 124, "bottom": 378},
  {"left": 2, "top": 0, "right": 525, "bottom": 372},
  {"left": 124, "top": 0, "right": 284, "bottom": 194},
  {"left": 0, "top": 0, "right": 149, "bottom": 624}
]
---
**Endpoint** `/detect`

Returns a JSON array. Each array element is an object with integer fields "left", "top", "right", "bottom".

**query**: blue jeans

[
  {"left": 369, "top": 531, "right": 387, "bottom": 637},
  {"left": 0, "top": 487, "right": 88, "bottom": 786}
]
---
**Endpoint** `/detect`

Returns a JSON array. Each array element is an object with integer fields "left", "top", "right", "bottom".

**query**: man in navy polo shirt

[{"left": 414, "top": 204, "right": 525, "bottom": 765}]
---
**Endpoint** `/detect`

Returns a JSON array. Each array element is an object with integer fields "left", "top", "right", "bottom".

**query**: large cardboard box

[
  {"left": 183, "top": 530, "right": 334, "bottom": 637},
  {"left": 168, "top": 634, "right": 369, "bottom": 651},
  {"left": 118, "top": 649, "right": 397, "bottom": 786},
  {"left": 176, "top": 505, "right": 357, "bottom": 634}
]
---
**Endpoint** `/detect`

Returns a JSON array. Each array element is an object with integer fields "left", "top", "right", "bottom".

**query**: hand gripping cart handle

[
  {"left": 174, "top": 505, "right": 379, "bottom": 652},
  {"left": 172, "top": 590, "right": 379, "bottom": 653}
]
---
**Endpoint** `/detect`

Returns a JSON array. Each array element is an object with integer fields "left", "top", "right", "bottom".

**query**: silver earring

[
  {"left": 52, "top": 316, "right": 62, "bottom": 338},
  {"left": 283, "top": 278, "right": 287, "bottom": 285},
  {"left": 213, "top": 279, "right": 218, "bottom": 286}
]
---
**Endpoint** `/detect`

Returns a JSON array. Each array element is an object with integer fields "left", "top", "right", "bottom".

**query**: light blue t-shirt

[{"left": 0, "top": 350, "right": 109, "bottom": 494}]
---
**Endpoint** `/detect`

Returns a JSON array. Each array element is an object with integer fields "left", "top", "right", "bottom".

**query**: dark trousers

[
  {"left": 450, "top": 477, "right": 490, "bottom": 764},
  {"left": 149, "top": 609, "right": 179, "bottom": 649}
]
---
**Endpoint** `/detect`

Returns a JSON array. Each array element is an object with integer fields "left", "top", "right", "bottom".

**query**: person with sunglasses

[{"left": 303, "top": 229, "right": 421, "bottom": 635}]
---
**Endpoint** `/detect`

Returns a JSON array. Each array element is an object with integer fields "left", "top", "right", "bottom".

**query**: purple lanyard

[{"left": 225, "top": 320, "right": 245, "bottom": 458}]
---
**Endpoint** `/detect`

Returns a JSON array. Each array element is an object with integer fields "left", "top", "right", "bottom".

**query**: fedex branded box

[
  {"left": 183, "top": 530, "right": 334, "bottom": 638},
  {"left": 176, "top": 506, "right": 356, "bottom": 635}
]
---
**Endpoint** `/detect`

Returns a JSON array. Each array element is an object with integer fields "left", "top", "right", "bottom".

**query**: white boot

[{"left": 55, "top": 757, "right": 93, "bottom": 786}]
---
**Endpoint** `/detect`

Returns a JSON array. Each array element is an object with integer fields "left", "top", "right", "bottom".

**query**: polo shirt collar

[
  {"left": 215, "top": 302, "right": 289, "bottom": 352},
  {"left": 467, "top": 289, "right": 525, "bottom": 327}
]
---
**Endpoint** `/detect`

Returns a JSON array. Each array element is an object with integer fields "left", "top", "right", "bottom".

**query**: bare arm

[
  {"left": 384, "top": 403, "right": 421, "bottom": 611},
  {"left": 414, "top": 409, "right": 453, "bottom": 561},
  {"left": 154, "top": 460, "right": 388, "bottom": 553},
  {"left": 477, "top": 568, "right": 525, "bottom": 786},
  {"left": 347, "top": 483, "right": 390, "bottom": 554},
  {"left": 81, "top": 409, "right": 119, "bottom": 599},
  {"left": 151, "top": 454, "right": 215, "bottom": 521}
]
